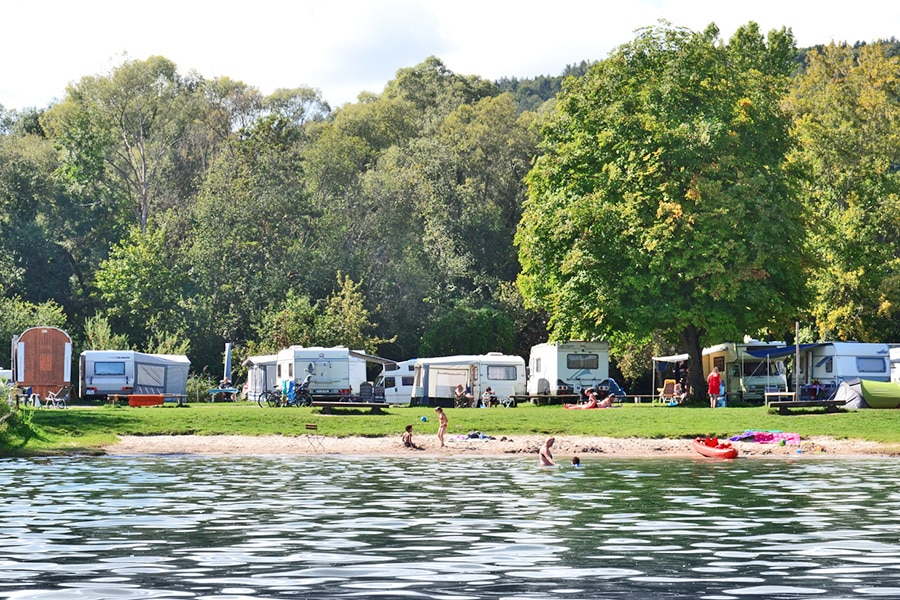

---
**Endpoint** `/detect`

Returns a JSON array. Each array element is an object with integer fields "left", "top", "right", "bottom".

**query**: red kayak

[{"left": 692, "top": 437, "right": 738, "bottom": 459}]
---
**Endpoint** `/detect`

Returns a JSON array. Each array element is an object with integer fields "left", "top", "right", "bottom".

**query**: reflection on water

[{"left": 1, "top": 454, "right": 900, "bottom": 599}]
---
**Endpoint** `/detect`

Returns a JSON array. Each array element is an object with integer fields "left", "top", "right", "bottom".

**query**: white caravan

[
  {"left": 701, "top": 341, "right": 788, "bottom": 402},
  {"left": 374, "top": 359, "right": 417, "bottom": 405},
  {"left": 798, "top": 342, "right": 891, "bottom": 391},
  {"left": 275, "top": 346, "right": 389, "bottom": 400},
  {"left": 79, "top": 350, "right": 191, "bottom": 399},
  {"left": 411, "top": 353, "right": 526, "bottom": 407},
  {"left": 243, "top": 354, "right": 277, "bottom": 402},
  {"left": 891, "top": 347, "right": 900, "bottom": 384},
  {"left": 526, "top": 341, "right": 609, "bottom": 396}
]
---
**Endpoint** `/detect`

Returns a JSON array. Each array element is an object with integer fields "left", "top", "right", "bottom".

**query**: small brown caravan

[{"left": 12, "top": 326, "right": 72, "bottom": 401}]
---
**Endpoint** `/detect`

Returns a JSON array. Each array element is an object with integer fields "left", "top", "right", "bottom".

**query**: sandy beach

[{"left": 104, "top": 433, "right": 899, "bottom": 458}]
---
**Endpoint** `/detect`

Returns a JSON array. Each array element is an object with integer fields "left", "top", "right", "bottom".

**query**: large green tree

[
  {"left": 786, "top": 42, "right": 900, "bottom": 342},
  {"left": 517, "top": 22, "right": 808, "bottom": 399},
  {"left": 42, "top": 56, "right": 199, "bottom": 233}
]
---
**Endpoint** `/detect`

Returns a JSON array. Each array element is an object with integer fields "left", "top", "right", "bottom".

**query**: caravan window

[
  {"left": 815, "top": 356, "right": 834, "bottom": 373},
  {"left": 95, "top": 362, "right": 125, "bottom": 376},
  {"left": 487, "top": 366, "right": 518, "bottom": 380},
  {"left": 567, "top": 354, "right": 598, "bottom": 369},
  {"left": 857, "top": 357, "right": 886, "bottom": 373},
  {"left": 402, "top": 376, "right": 414, "bottom": 386}
]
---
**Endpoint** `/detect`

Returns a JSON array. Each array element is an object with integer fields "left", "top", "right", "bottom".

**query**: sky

[{"left": 2, "top": 0, "right": 899, "bottom": 112}]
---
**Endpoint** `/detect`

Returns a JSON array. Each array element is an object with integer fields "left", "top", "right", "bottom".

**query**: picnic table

[{"left": 209, "top": 387, "right": 239, "bottom": 402}]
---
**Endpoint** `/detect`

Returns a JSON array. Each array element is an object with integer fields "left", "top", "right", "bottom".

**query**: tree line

[{"left": 1, "top": 24, "right": 899, "bottom": 395}]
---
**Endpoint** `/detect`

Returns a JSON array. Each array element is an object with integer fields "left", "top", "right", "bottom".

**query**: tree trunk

[{"left": 680, "top": 324, "right": 705, "bottom": 402}]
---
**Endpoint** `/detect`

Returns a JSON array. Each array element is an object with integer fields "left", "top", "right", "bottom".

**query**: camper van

[
  {"left": 275, "top": 346, "right": 386, "bottom": 399},
  {"left": 243, "top": 354, "right": 277, "bottom": 402},
  {"left": 411, "top": 353, "right": 526, "bottom": 407},
  {"left": 701, "top": 341, "right": 788, "bottom": 402},
  {"left": 526, "top": 341, "right": 609, "bottom": 396},
  {"left": 798, "top": 342, "right": 891, "bottom": 394},
  {"left": 374, "top": 359, "right": 417, "bottom": 405},
  {"left": 79, "top": 350, "right": 191, "bottom": 399}
]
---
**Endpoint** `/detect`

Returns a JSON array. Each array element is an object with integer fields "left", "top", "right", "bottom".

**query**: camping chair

[
  {"left": 658, "top": 379, "right": 676, "bottom": 403},
  {"left": 44, "top": 386, "right": 70, "bottom": 409},
  {"left": 305, "top": 423, "right": 324, "bottom": 451}
]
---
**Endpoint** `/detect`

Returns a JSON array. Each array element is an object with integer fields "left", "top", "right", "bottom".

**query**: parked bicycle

[
  {"left": 258, "top": 387, "right": 283, "bottom": 408},
  {"left": 257, "top": 380, "right": 314, "bottom": 408}
]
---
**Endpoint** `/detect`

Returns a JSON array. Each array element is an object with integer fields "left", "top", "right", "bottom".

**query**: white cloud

[{"left": 1, "top": 0, "right": 898, "bottom": 112}]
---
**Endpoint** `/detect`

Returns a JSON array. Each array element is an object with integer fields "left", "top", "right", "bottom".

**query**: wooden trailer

[{"left": 12, "top": 326, "right": 73, "bottom": 401}]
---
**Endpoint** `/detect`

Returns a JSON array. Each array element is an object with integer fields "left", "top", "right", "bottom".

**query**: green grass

[{"left": 4, "top": 400, "right": 900, "bottom": 455}]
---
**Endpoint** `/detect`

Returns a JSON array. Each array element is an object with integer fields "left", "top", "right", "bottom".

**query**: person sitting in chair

[
  {"left": 481, "top": 387, "right": 498, "bottom": 408},
  {"left": 454, "top": 384, "right": 473, "bottom": 408}
]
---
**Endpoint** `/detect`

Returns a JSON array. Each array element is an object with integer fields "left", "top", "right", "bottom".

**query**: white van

[{"left": 374, "top": 359, "right": 417, "bottom": 404}]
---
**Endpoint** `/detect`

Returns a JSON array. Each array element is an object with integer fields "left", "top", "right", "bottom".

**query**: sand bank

[{"left": 103, "top": 434, "right": 898, "bottom": 458}]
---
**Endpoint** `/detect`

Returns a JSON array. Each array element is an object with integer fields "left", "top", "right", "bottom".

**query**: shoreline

[{"left": 103, "top": 434, "right": 899, "bottom": 458}]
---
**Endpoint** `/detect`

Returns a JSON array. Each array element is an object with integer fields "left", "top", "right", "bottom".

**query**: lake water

[{"left": 1, "top": 454, "right": 899, "bottom": 599}]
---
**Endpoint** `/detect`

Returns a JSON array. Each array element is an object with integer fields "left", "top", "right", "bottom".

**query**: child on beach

[
  {"left": 435, "top": 406, "right": 448, "bottom": 447},
  {"left": 402, "top": 424, "right": 422, "bottom": 450}
]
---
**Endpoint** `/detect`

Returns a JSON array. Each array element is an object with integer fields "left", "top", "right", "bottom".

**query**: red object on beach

[{"left": 692, "top": 437, "right": 738, "bottom": 459}]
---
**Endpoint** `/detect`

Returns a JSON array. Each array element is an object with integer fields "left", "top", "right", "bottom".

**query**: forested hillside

[{"left": 1, "top": 23, "right": 899, "bottom": 391}]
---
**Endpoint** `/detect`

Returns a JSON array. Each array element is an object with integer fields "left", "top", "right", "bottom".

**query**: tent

[
  {"left": 834, "top": 378, "right": 865, "bottom": 409},
  {"left": 833, "top": 378, "right": 900, "bottom": 409},
  {"left": 859, "top": 379, "right": 900, "bottom": 408},
  {"left": 651, "top": 354, "right": 689, "bottom": 403}
]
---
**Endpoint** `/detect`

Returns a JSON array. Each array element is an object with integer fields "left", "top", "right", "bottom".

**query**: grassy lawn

[{"left": 4, "top": 399, "right": 900, "bottom": 455}]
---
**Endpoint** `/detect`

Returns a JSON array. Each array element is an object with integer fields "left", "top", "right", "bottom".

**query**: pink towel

[{"left": 753, "top": 431, "right": 801, "bottom": 445}]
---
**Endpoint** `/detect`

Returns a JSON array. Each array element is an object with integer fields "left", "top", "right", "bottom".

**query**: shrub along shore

[{"left": 3, "top": 401, "right": 900, "bottom": 457}]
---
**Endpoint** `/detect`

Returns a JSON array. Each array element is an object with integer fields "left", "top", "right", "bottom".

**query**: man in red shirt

[{"left": 707, "top": 367, "right": 722, "bottom": 408}]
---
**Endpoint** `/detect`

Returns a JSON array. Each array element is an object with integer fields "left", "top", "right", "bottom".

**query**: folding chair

[
  {"left": 658, "top": 379, "right": 676, "bottom": 403},
  {"left": 305, "top": 423, "right": 324, "bottom": 451},
  {"left": 44, "top": 386, "right": 70, "bottom": 409}
]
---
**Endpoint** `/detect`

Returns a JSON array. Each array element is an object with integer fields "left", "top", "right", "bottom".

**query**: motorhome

[
  {"left": 526, "top": 341, "right": 609, "bottom": 396},
  {"left": 701, "top": 341, "right": 788, "bottom": 402},
  {"left": 411, "top": 353, "right": 526, "bottom": 407},
  {"left": 797, "top": 342, "right": 891, "bottom": 394},
  {"left": 275, "top": 346, "right": 388, "bottom": 400},
  {"left": 242, "top": 354, "right": 277, "bottom": 402},
  {"left": 79, "top": 350, "right": 191, "bottom": 399},
  {"left": 374, "top": 359, "right": 417, "bottom": 404},
  {"left": 12, "top": 326, "right": 72, "bottom": 400}
]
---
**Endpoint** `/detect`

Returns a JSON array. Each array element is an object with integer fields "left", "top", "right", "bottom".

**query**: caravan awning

[
  {"left": 653, "top": 353, "right": 689, "bottom": 363},
  {"left": 746, "top": 344, "right": 821, "bottom": 358},
  {"left": 348, "top": 351, "right": 394, "bottom": 365}
]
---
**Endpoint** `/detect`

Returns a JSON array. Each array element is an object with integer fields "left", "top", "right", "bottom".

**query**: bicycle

[
  {"left": 257, "top": 383, "right": 314, "bottom": 407},
  {"left": 258, "top": 387, "right": 284, "bottom": 408}
]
